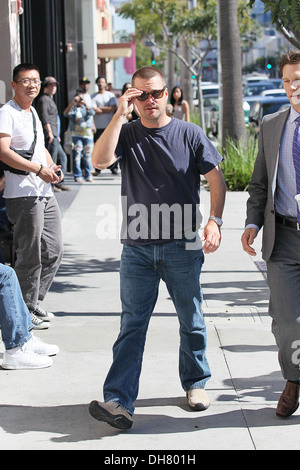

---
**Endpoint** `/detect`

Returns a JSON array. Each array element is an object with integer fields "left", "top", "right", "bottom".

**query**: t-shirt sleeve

[
  {"left": 194, "top": 127, "right": 223, "bottom": 175},
  {"left": 0, "top": 108, "right": 14, "bottom": 137},
  {"left": 108, "top": 94, "right": 117, "bottom": 106}
]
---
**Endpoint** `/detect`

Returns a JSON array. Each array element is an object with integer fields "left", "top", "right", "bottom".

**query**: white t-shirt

[
  {"left": 0, "top": 100, "right": 53, "bottom": 199},
  {"left": 91, "top": 91, "right": 116, "bottom": 129}
]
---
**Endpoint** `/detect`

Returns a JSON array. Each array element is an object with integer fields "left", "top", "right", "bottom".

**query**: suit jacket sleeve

[{"left": 245, "top": 120, "right": 269, "bottom": 229}]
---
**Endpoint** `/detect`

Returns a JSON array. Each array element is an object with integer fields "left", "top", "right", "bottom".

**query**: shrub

[{"left": 218, "top": 136, "right": 257, "bottom": 191}]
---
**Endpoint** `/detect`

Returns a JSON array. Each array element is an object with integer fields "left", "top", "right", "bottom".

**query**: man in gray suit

[{"left": 242, "top": 50, "right": 300, "bottom": 418}]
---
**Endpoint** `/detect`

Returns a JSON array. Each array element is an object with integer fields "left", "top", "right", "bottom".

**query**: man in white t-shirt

[
  {"left": 0, "top": 63, "right": 64, "bottom": 329},
  {"left": 91, "top": 76, "right": 118, "bottom": 175}
]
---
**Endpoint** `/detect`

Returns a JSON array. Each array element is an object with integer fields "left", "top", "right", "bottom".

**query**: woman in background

[{"left": 170, "top": 86, "right": 190, "bottom": 122}]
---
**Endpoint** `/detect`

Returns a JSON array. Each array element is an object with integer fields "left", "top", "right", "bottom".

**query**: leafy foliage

[
  {"left": 218, "top": 136, "right": 258, "bottom": 191},
  {"left": 248, "top": 0, "right": 300, "bottom": 47}
]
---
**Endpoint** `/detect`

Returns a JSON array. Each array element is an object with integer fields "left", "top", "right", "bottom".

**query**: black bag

[{"left": 0, "top": 112, "right": 37, "bottom": 176}]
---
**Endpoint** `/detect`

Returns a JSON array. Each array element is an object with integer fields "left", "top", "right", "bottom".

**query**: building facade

[{"left": 0, "top": 0, "right": 135, "bottom": 137}]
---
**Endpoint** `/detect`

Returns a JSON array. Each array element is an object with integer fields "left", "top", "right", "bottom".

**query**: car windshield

[
  {"left": 261, "top": 102, "right": 289, "bottom": 118},
  {"left": 245, "top": 83, "right": 273, "bottom": 96}
]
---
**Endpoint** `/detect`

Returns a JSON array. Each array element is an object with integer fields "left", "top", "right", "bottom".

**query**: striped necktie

[{"left": 293, "top": 115, "right": 300, "bottom": 225}]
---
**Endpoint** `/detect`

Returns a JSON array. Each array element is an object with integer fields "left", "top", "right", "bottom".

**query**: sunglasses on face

[{"left": 136, "top": 86, "right": 167, "bottom": 101}]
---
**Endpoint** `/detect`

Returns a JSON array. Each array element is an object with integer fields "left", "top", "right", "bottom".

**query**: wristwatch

[{"left": 209, "top": 216, "right": 223, "bottom": 227}]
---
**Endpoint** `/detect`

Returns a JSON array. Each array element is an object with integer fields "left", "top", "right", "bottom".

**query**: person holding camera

[
  {"left": 36, "top": 76, "right": 71, "bottom": 192},
  {"left": 64, "top": 90, "right": 95, "bottom": 182},
  {"left": 0, "top": 63, "right": 64, "bottom": 328}
]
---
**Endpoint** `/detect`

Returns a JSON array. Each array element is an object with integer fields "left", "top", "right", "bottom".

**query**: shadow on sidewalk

[{"left": 1, "top": 395, "right": 300, "bottom": 445}]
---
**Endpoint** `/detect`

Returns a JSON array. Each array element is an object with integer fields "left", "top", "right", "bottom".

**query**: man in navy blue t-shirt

[{"left": 89, "top": 67, "right": 226, "bottom": 430}]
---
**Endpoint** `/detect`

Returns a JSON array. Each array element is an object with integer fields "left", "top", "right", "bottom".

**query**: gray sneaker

[
  {"left": 89, "top": 400, "right": 133, "bottom": 429},
  {"left": 30, "top": 312, "right": 49, "bottom": 330},
  {"left": 33, "top": 306, "right": 54, "bottom": 322}
]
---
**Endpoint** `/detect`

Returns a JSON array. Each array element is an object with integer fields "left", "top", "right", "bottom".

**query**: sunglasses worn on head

[{"left": 136, "top": 86, "right": 166, "bottom": 101}]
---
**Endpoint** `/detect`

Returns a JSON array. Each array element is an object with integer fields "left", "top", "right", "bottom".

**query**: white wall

[{"left": 0, "top": 0, "right": 21, "bottom": 104}]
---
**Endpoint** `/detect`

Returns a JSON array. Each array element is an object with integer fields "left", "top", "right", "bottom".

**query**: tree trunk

[
  {"left": 219, "top": 0, "right": 246, "bottom": 147},
  {"left": 196, "top": 72, "right": 205, "bottom": 133}
]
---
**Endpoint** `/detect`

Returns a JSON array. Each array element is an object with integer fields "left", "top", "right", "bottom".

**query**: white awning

[{"left": 97, "top": 42, "right": 132, "bottom": 59}]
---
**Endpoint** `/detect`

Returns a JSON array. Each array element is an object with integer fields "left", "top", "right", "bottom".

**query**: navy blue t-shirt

[{"left": 115, "top": 117, "right": 223, "bottom": 245}]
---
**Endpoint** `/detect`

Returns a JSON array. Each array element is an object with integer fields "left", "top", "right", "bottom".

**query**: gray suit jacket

[{"left": 246, "top": 106, "right": 290, "bottom": 261}]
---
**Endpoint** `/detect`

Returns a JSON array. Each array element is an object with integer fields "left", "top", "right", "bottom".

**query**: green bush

[
  {"left": 218, "top": 137, "right": 258, "bottom": 191},
  {"left": 190, "top": 112, "right": 257, "bottom": 191}
]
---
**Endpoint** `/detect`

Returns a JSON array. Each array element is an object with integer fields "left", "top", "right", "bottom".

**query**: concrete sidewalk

[{"left": 1, "top": 172, "right": 300, "bottom": 450}]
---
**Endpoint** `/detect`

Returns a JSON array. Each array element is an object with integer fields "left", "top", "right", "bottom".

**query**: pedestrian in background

[
  {"left": 36, "top": 76, "right": 71, "bottom": 192},
  {"left": 91, "top": 75, "right": 118, "bottom": 175},
  {"left": 64, "top": 90, "right": 95, "bottom": 182},
  {"left": 78, "top": 77, "right": 93, "bottom": 108},
  {"left": 170, "top": 85, "right": 190, "bottom": 121},
  {"left": 242, "top": 50, "right": 300, "bottom": 419}
]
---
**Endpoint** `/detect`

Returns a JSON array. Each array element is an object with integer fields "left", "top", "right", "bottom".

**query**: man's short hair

[
  {"left": 96, "top": 75, "right": 107, "bottom": 84},
  {"left": 279, "top": 50, "right": 300, "bottom": 77},
  {"left": 132, "top": 67, "right": 166, "bottom": 86},
  {"left": 13, "top": 63, "right": 40, "bottom": 82}
]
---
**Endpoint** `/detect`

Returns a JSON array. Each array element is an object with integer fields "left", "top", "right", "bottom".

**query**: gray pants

[
  {"left": 5, "top": 196, "right": 63, "bottom": 311},
  {"left": 267, "top": 222, "right": 300, "bottom": 383}
]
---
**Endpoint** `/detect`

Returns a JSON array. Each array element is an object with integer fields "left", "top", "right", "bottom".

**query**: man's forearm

[
  {"left": 94, "top": 105, "right": 117, "bottom": 114},
  {"left": 205, "top": 166, "right": 226, "bottom": 218}
]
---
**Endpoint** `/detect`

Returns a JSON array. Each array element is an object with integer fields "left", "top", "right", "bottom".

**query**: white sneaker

[
  {"left": 2, "top": 346, "right": 53, "bottom": 370},
  {"left": 26, "top": 335, "right": 59, "bottom": 356}
]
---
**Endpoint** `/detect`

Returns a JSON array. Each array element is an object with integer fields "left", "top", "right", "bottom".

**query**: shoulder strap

[{"left": 30, "top": 109, "right": 37, "bottom": 153}]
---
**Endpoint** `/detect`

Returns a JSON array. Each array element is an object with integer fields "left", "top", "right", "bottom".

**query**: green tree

[
  {"left": 120, "top": 0, "right": 256, "bottom": 140},
  {"left": 249, "top": 0, "right": 300, "bottom": 49},
  {"left": 120, "top": 0, "right": 217, "bottom": 130},
  {"left": 219, "top": 0, "right": 246, "bottom": 145}
]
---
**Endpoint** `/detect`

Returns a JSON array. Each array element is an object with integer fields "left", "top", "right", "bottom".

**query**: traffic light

[
  {"left": 266, "top": 63, "right": 272, "bottom": 70},
  {"left": 151, "top": 52, "right": 156, "bottom": 66}
]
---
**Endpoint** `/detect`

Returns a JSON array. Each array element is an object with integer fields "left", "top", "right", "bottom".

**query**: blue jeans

[
  {"left": 0, "top": 263, "right": 33, "bottom": 350},
  {"left": 103, "top": 237, "right": 211, "bottom": 415},
  {"left": 72, "top": 136, "right": 93, "bottom": 181}
]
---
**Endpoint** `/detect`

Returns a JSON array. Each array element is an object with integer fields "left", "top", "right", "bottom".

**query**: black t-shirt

[
  {"left": 115, "top": 117, "right": 223, "bottom": 245},
  {"left": 36, "top": 93, "right": 58, "bottom": 137}
]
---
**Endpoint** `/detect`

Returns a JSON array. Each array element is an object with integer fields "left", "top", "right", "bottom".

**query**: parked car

[
  {"left": 242, "top": 73, "right": 270, "bottom": 85},
  {"left": 260, "top": 89, "right": 286, "bottom": 97},
  {"left": 243, "top": 95, "right": 264, "bottom": 122},
  {"left": 193, "top": 84, "right": 219, "bottom": 107},
  {"left": 248, "top": 96, "right": 290, "bottom": 135},
  {"left": 270, "top": 78, "right": 283, "bottom": 89},
  {"left": 244, "top": 81, "right": 275, "bottom": 96}
]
